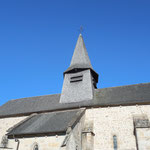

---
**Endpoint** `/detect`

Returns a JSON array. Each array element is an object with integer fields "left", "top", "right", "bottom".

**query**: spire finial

[{"left": 79, "top": 25, "right": 83, "bottom": 34}]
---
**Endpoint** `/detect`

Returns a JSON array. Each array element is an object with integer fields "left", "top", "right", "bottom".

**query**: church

[{"left": 0, "top": 34, "right": 150, "bottom": 150}]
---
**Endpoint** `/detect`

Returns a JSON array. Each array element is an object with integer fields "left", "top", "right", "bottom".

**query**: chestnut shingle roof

[
  {"left": 65, "top": 34, "right": 93, "bottom": 72},
  {"left": 0, "top": 82, "right": 150, "bottom": 118},
  {"left": 64, "top": 34, "right": 98, "bottom": 83}
]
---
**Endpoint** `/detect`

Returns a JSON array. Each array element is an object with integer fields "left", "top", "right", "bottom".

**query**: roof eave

[{"left": 63, "top": 67, "right": 99, "bottom": 83}]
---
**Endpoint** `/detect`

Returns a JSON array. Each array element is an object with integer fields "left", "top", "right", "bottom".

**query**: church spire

[
  {"left": 64, "top": 34, "right": 98, "bottom": 83},
  {"left": 60, "top": 34, "right": 99, "bottom": 103},
  {"left": 69, "top": 34, "right": 93, "bottom": 69}
]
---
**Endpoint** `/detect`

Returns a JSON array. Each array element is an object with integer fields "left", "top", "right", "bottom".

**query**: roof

[
  {"left": 0, "top": 82, "right": 150, "bottom": 118},
  {"left": 7, "top": 109, "right": 85, "bottom": 137},
  {"left": 67, "top": 34, "right": 93, "bottom": 71}
]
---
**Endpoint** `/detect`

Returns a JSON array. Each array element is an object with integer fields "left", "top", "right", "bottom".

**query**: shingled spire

[
  {"left": 60, "top": 34, "right": 99, "bottom": 103},
  {"left": 69, "top": 34, "right": 92, "bottom": 69},
  {"left": 64, "top": 34, "right": 98, "bottom": 83}
]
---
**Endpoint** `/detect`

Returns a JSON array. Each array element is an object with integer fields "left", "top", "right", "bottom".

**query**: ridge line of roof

[{"left": 96, "top": 82, "right": 150, "bottom": 91}]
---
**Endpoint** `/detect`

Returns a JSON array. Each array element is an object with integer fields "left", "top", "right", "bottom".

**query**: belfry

[{"left": 60, "top": 34, "right": 98, "bottom": 103}]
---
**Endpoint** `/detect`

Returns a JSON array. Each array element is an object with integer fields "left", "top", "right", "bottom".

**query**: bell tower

[{"left": 60, "top": 34, "right": 99, "bottom": 103}]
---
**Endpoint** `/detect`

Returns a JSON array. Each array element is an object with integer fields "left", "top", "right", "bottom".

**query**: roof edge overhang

[
  {"left": 7, "top": 131, "right": 66, "bottom": 139},
  {"left": 64, "top": 67, "right": 99, "bottom": 83}
]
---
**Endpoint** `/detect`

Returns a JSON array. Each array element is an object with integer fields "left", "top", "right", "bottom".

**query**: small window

[
  {"left": 76, "top": 145, "right": 78, "bottom": 150},
  {"left": 33, "top": 144, "right": 38, "bottom": 150},
  {"left": 70, "top": 75, "right": 83, "bottom": 83},
  {"left": 113, "top": 135, "right": 117, "bottom": 150}
]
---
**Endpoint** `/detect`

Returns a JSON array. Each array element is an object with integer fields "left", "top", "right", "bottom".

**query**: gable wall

[
  {"left": 0, "top": 116, "right": 27, "bottom": 140},
  {"left": 0, "top": 116, "right": 26, "bottom": 149},
  {"left": 0, "top": 116, "right": 65, "bottom": 150}
]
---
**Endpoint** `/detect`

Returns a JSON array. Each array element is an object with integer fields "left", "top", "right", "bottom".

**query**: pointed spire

[
  {"left": 69, "top": 34, "right": 93, "bottom": 69},
  {"left": 64, "top": 34, "right": 99, "bottom": 83}
]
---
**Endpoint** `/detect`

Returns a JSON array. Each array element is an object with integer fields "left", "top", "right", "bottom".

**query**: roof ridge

[{"left": 96, "top": 82, "right": 150, "bottom": 91}]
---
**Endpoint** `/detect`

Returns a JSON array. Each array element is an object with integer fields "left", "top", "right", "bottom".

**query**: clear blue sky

[{"left": 0, "top": 0, "right": 150, "bottom": 106}]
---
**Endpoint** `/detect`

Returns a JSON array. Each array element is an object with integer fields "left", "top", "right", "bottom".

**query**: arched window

[
  {"left": 113, "top": 135, "right": 117, "bottom": 150},
  {"left": 33, "top": 143, "right": 39, "bottom": 150},
  {"left": 76, "top": 145, "right": 78, "bottom": 150}
]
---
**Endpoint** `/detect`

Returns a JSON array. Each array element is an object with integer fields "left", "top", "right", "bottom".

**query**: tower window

[
  {"left": 113, "top": 135, "right": 117, "bottom": 150},
  {"left": 70, "top": 75, "right": 83, "bottom": 83}
]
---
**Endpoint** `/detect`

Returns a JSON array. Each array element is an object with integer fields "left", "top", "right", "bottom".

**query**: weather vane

[{"left": 79, "top": 26, "right": 84, "bottom": 34}]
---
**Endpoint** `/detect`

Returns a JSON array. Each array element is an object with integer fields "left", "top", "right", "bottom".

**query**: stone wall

[
  {"left": 66, "top": 113, "right": 85, "bottom": 150},
  {"left": 85, "top": 105, "right": 150, "bottom": 150},
  {"left": 0, "top": 136, "right": 65, "bottom": 150},
  {"left": 11, "top": 135, "right": 64, "bottom": 150},
  {"left": 136, "top": 128, "right": 150, "bottom": 150},
  {"left": 0, "top": 116, "right": 27, "bottom": 142}
]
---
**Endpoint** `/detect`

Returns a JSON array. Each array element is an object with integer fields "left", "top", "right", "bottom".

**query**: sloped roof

[
  {"left": 7, "top": 109, "right": 85, "bottom": 137},
  {"left": 66, "top": 34, "right": 93, "bottom": 72},
  {"left": 0, "top": 82, "right": 150, "bottom": 118}
]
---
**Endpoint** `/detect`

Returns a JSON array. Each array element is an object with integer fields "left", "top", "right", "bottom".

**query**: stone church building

[{"left": 0, "top": 34, "right": 150, "bottom": 150}]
